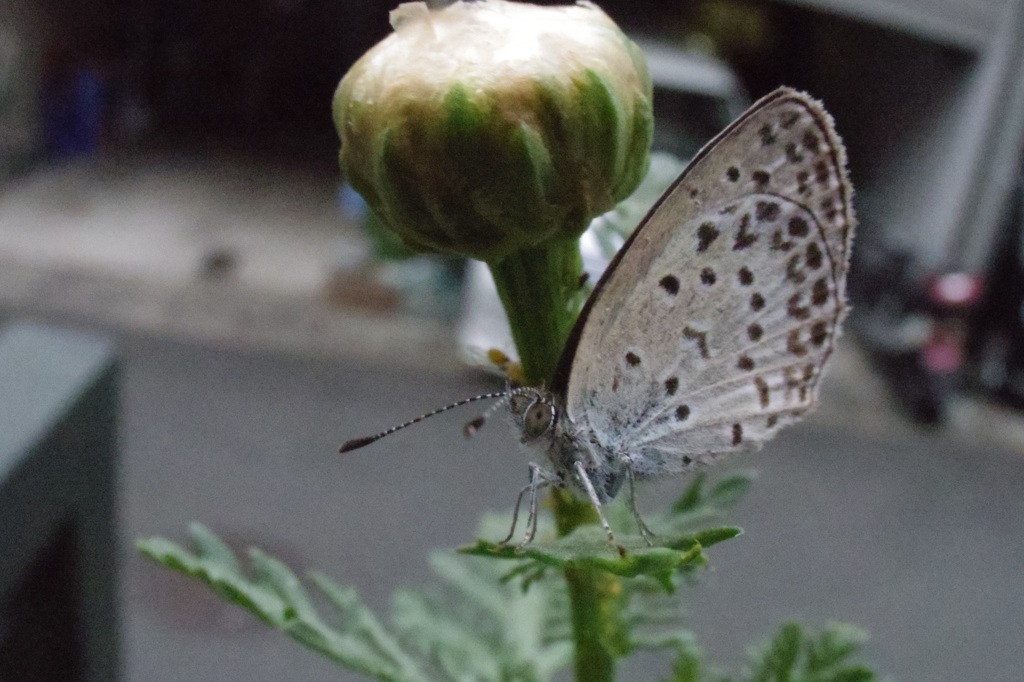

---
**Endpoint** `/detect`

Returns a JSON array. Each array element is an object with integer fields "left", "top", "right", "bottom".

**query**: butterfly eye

[{"left": 523, "top": 402, "right": 554, "bottom": 440}]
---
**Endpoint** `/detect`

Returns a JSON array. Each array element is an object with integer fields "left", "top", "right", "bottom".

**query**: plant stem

[
  {"left": 488, "top": 239, "right": 621, "bottom": 682},
  {"left": 555, "top": 489, "right": 622, "bottom": 682},
  {"left": 487, "top": 239, "right": 583, "bottom": 386},
  {"left": 565, "top": 564, "right": 618, "bottom": 680}
]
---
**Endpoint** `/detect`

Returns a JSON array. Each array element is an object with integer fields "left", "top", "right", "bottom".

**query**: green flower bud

[{"left": 333, "top": 0, "right": 653, "bottom": 263}]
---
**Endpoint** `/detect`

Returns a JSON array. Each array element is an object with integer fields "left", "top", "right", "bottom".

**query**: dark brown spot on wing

[
  {"left": 755, "top": 376, "right": 770, "bottom": 408},
  {"left": 796, "top": 170, "right": 810, "bottom": 195},
  {"left": 700, "top": 267, "right": 717, "bottom": 286},
  {"left": 787, "top": 292, "right": 810, "bottom": 320},
  {"left": 785, "top": 143, "right": 804, "bottom": 163},
  {"left": 812, "top": 278, "right": 830, "bottom": 306},
  {"left": 664, "top": 376, "right": 679, "bottom": 395},
  {"left": 752, "top": 170, "right": 770, "bottom": 186},
  {"left": 732, "top": 423, "right": 743, "bottom": 445},
  {"left": 750, "top": 292, "right": 765, "bottom": 312},
  {"left": 734, "top": 213, "right": 758, "bottom": 250},
  {"left": 786, "top": 254, "right": 807, "bottom": 284},
  {"left": 788, "top": 216, "right": 810, "bottom": 238},
  {"left": 625, "top": 351, "right": 641, "bottom": 366},
  {"left": 803, "top": 129, "right": 821, "bottom": 153},
  {"left": 738, "top": 267, "right": 754, "bottom": 286},
  {"left": 772, "top": 230, "right": 794, "bottom": 252},
  {"left": 683, "top": 326, "right": 709, "bottom": 359},
  {"left": 810, "top": 320, "right": 829, "bottom": 346},
  {"left": 756, "top": 201, "right": 781, "bottom": 222},
  {"left": 675, "top": 405, "right": 690, "bottom": 421},
  {"left": 696, "top": 222, "right": 719, "bottom": 252},
  {"left": 737, "top": 355, "right": 755, "bottom": 371},
  {"left": 747, "top": 323, "right": 763, "bottom": 341},
  {"left": 806, "top": 242, "right": 824, "bottom": 269},
  {"left": 659, "top": 274, "right": 680, "bottom": 295},
  {"left": 814, "top": 160, "right": 831, "bottom": 186},
  {"left": 726, "top": 166, "right": 740, "bottom": 182},
  {"left": 787, "top": 329, "right": 808, "bottom": 356}
]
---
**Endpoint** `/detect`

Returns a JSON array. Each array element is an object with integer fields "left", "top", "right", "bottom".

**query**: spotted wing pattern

[{"left": 558, "top": 87, "right": 855, "bottom": 477}]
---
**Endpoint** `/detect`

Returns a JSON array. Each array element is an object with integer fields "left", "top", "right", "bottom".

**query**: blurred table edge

[{"left": 0, "top": 321, "right": 119, "bottom": 681}]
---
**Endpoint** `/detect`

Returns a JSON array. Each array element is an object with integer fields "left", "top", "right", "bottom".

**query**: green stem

[
  {"left": 487, "top": 239, "right": 621, "bottom": 682},
  {"left": 565, "top": 565, "right": 618, "bottom": 681},
  {"left": 487, "top": 239, "right": 584, "bottom": 386},
  {"left": 556, "top": 490, "right": 621, "bottom": 682}
]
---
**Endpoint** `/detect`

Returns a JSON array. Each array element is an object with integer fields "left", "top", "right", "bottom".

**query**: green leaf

[
  {"left": 804, "top": 622, "right": 868, "bottom": 673},
  {"left": 664, "top": 645, "right": 704, "bottom": 682},
  {"left": 460, "top": 525, "right": 740, "bottom": 593},
  {"left": 672, "top": 473, "right": 709, "bottom": 515},
  {"left": 631, "top": 629, "right": 731, "bottom": 682},
  {"left": 136, "top": 486, "right": 883, "bottom": 682},
  {"left": 743, "top": 622, "right": 876, "bottom": 682},
  {"left": 769, "top": 622, "right": 802, "bottom": 680},
  {"left": 392, "top": 589, "right": 503, "bottom": 680},
  {"left": 139, "top": 525, "right": 578, "bottom": 682},
  {"left": 706, "top": 474, "right": 756, "bottom": 511},
  {"left": 309, "top": 572, "right": 428, "bottom": 678},
  {"left": 138, "top": 525, "right": 432, "bottom": 682},
  {"left": 672, "top": 471, "right": 756, "bottom": 517},
  {"left": 137, "top": 526, "right": 288, "bottom": 627}
]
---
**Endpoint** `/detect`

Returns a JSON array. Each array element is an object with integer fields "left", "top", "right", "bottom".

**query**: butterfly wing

[{"left": 555, "top": 87, "right": 855, "bottom": 476}]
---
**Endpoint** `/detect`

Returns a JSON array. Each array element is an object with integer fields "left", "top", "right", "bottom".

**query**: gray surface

[
  {"left": 117, "top": 334, "right": 1024, "bottom": 682},
  {"left": 121, "top": 337, "right": 521, "bottom": 682}
]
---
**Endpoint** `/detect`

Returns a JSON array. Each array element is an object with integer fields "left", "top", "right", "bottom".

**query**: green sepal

[{"left": 333, "top": 1, "right": 653, "bottom": 263}]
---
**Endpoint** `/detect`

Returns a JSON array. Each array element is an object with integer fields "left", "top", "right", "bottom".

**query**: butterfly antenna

[
  {"left": 463, "top": 397, "right": 507, "bottom": 438},
  {"left": 339, "top": 392, "right": 507, "bottom": 453}
]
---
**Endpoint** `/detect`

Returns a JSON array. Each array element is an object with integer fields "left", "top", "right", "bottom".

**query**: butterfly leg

[
  {"left": 573, "top": 461, "right": 626, "bottom": 557},
  {"left": 499, "top": 482, "right": 532, "bottom": 545},
  {"left": 514, "top": 463, "right": 550, "bottom": 552},
  {"left": 623, "top": 459, "right": 656, "bottom": 546}
]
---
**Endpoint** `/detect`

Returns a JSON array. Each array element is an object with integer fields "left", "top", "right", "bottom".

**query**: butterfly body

[{"left": 509, "top": 386, "right": 628, "bottom": 503}]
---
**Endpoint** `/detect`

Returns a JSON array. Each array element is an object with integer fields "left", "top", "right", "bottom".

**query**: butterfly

[{"left": 342, "top": 87, "right": 855, "bottom": 552}]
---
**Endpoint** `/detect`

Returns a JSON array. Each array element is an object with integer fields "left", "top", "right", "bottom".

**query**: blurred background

[{"left": 1, "top": 0, "right": 1023, "bottom": 680}]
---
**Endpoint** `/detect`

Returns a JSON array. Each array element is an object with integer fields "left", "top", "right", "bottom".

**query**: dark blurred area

[
  {"left": 11, "top": 0, "right": 392, "bottom": 164},
  {"left": 2, "top": 0, "right": 1024, "bottom": 681}
]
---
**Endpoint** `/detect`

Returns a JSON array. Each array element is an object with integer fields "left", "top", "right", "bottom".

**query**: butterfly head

[{"left": 507, "top": 387, "right": 558, "bottom": 444}]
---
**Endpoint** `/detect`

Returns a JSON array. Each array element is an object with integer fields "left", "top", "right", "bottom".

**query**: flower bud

[{"left": 333, "top": 0, "right": 653, "bottom": 262}]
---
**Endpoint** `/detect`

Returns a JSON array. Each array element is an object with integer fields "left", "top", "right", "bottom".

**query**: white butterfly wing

[{"left": 556, "top": 87, "right": 855, "bottom": 476}]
